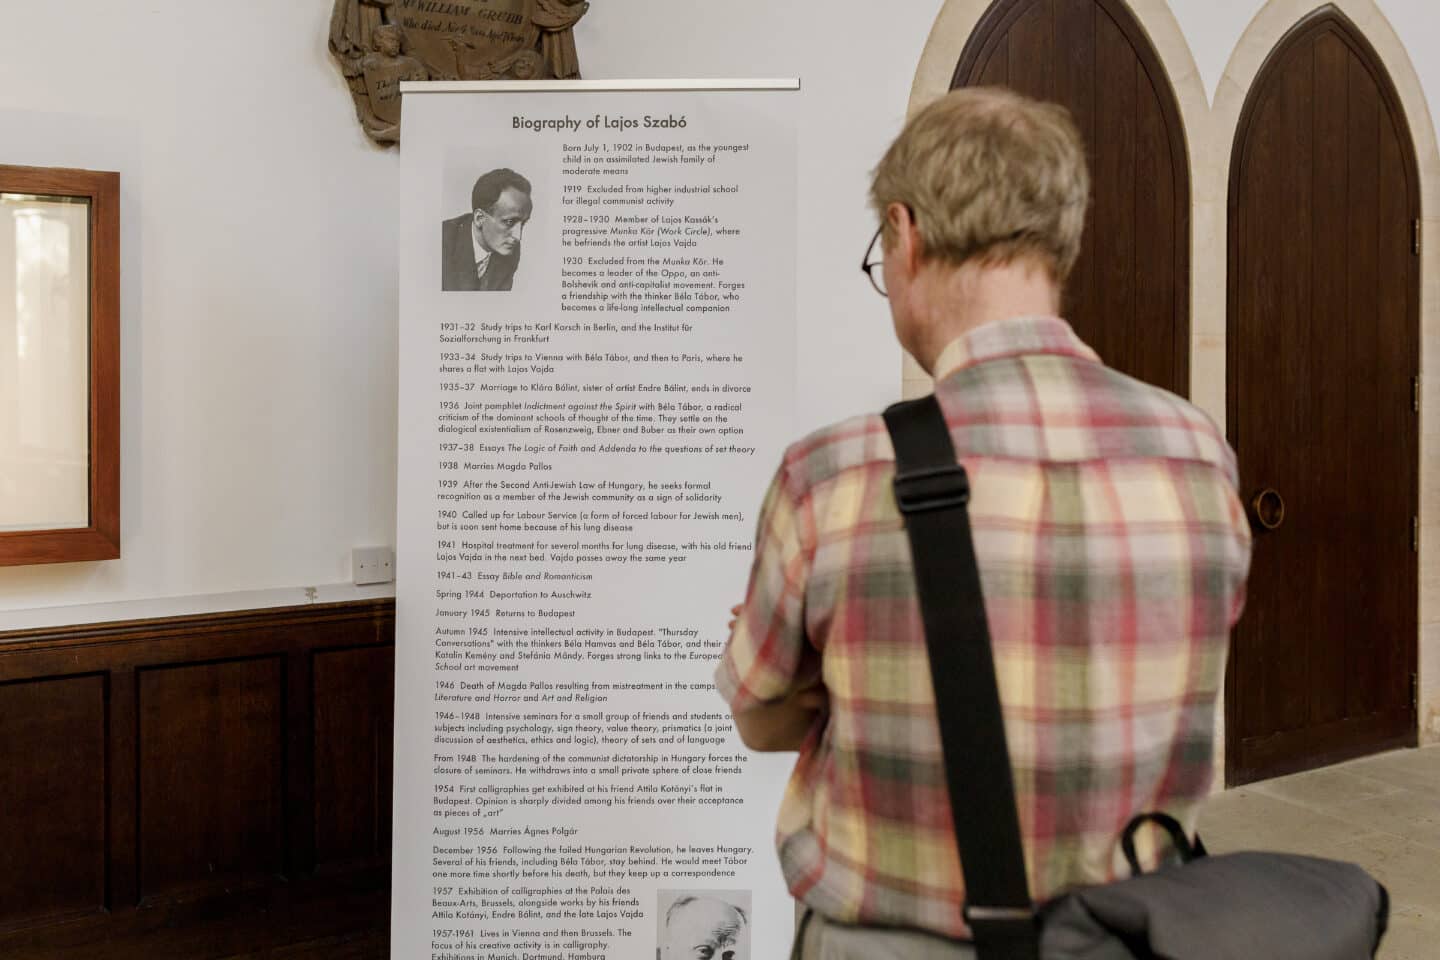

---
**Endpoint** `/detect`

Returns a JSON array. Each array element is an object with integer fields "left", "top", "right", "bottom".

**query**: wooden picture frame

[{"left": 0, "top": 165, "right": 119, "bottom": 565}]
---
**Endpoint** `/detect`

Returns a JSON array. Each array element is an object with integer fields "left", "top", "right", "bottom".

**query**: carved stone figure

[
  {"left": 329, "top": 0, "right": 398, "bottom": 64},
  {"left": 533, "top": 0, "right": 589, "bottom": 80},
  {"left": 329, "top": 0, "right": 592, "bottom": 146},
  {"left": 357, "top": 26, "right": 428, "bottom": 142},
  {"left": 447, "top": 40, "right": 547, "bottom": 82}
]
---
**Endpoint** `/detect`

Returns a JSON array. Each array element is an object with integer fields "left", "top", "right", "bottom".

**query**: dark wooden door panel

[
  {"left": 1005, "top": 0, "right": 1055, "bottom": 98},
  {"left": 0, "top": 675, "right": 107, "bottom": 927},
  {"left": 954, "top": 0, "right": 1189, "bottom": 396},
  {"left": 314, "top": 646, "right": 395, "bottom": 869},
  {"left": 1227, "top": 10, "right": 1419, "bottom": 784},
  {"left": 1236, "top": 48, "right": 1318, "bottom": 743},
  {"left": 138, "top": 657, "right": 286, "bottom": 897}
]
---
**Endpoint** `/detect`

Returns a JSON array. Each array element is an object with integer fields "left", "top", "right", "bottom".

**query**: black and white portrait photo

[
  {"left": 656, "top": 890, "right": 751, "bottom": 960},
  {"left": 440, "top": 166, "right": 533, "bottom": 291}
]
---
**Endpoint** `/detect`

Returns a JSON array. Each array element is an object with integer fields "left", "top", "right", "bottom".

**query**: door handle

[{"left": 1250, "top": 488, "right": 1286, "bottom": 531}]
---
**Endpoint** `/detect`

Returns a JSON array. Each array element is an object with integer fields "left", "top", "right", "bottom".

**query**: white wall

[{"left": 4, "top": 0, "right": 1440, "bottom": 632}]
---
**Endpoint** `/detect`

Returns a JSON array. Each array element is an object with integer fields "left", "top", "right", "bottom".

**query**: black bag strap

[
  {"left": 882, "top": 396, "right": 1040, "bottom": 960},
  {"left": 790, "top": 908, "right": 815, "bottom": 960},
  {"left": 1120, "top": 812, "right": 1206, "bottom": 876}
]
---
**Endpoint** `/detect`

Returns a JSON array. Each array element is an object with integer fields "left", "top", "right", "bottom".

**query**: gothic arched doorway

[{"left": 1227, "top": 7, "right": 1420, "bottom": 784}]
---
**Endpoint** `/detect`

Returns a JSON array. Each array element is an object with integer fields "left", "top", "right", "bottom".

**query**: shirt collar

[
  {"left": 932, "top": 315, "right": 1099, "bottom": 379},
  {"left": 471, "top": 220, "right": 492, "bottom": 272}
]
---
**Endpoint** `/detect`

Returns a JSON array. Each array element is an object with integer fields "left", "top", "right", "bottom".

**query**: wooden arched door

[
  {"left": 953, "top": 0, "right": 1190, "bottom": 395},
  {"left": 1227, "top": 8, "right": 1419, "bottom": 784}
]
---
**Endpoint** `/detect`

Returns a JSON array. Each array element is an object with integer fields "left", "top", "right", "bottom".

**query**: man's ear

[{"left": 885, "top": 202, "right": 922, "bottom": 275}]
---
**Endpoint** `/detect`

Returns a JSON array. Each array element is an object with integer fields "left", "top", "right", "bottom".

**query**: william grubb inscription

[{"left": 329, "top": 0, "right": 590, "bottom": 145}]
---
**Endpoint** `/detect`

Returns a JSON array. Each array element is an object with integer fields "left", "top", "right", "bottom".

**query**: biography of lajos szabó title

[{"left": 395, "top": 80, "right": 800, "bottom": 960}]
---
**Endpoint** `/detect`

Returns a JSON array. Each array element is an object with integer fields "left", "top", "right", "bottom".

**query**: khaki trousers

[{"left": 797, "top": 911, "right": 978, "bottom": 960}]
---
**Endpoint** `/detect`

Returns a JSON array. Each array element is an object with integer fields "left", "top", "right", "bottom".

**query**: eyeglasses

[
  {"left": 861, "top": 225, "right": 886, "bottom": 297},
  {"left": 863, "top": 220, "right": 1039, "bottom": 297}
]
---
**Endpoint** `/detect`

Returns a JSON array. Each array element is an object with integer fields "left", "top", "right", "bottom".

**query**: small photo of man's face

[
  {"left": 475, "top": 185, "right": 533, "bottom": 257},
  {"left": 662, "top": 896, "right": 750, "bottom": 960}
]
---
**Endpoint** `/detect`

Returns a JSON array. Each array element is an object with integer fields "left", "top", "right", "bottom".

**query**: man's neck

[{"left": 903, "top": 258, "right": 1061, "bottom": 375}]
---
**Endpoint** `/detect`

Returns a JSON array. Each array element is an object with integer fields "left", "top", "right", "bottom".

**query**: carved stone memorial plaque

[{"left": 329, "top": 0, "right": 590, "bottom": 145}]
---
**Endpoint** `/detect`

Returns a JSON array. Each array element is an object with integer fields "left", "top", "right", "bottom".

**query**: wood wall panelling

[
  {"left": 0, "top": 600, "right": 395, "bottom": 956},
  {"left": 0, "top": 674, "right": 107, "bottom": 929},
  {"left": 137, "top": 657, "right": 287, "bottom": 899},
  {"left": 314, "top": 645, "right": 395, "bottom": 871}
]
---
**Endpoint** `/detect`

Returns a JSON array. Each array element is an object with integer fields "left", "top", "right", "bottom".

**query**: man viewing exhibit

[
  {"left": 440, "top": 166, "right": 532, "bottom": 291},
  {"left": 715, "top": 88, "right": 1253, "bottom": 959}
]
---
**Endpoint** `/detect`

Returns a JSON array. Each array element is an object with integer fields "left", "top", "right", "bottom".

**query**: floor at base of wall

[{"left": 1200, "top": 744, "right": 1440, "bottom": 960}]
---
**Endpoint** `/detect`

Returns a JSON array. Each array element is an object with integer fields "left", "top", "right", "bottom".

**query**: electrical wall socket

[{"left": 353, "top": 546, "right": 395, "bottom": 585}]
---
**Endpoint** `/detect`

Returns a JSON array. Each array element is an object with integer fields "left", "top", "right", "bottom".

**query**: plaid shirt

[{"left": 716, "top": 315, "right": 1251, "bottom": 939}]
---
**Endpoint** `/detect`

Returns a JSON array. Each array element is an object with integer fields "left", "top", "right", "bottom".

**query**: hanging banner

[{"left": 396, "top": 79, "right": 801, "bottom": 960}]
